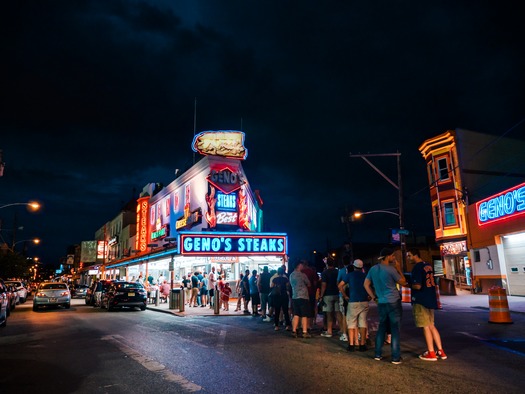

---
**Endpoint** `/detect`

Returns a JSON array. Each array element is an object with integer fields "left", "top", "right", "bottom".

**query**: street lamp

[
  {"left": 0, "top": 201, "right": 41, "bottom": 211},
  {"left": 10, "top": 238, "right": 41, "bottom": 252},
  {"left": 352, "top": 209, "right": 400, "bottom": 220}
]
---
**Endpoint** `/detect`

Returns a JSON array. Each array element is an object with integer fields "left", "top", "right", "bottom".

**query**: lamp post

[
  {"left": 9, "top": 238, "right": 40, "bottom": 253},
  {"left": 349, "top": 152, "right": 406, "bottom": 271},
  {"left": 0, "top": 202, "right": 41, "bottom": 211}
]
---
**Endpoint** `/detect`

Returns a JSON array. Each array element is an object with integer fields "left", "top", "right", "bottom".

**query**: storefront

[
  {"left": 468, "top": 181, "right": 525, "bottom": 296},
  {"left": 103, "top": 130, "right": 288, "bottom": 293}
]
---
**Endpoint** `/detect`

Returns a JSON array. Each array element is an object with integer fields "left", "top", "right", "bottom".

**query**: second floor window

[
  {"left": 437, "top": 157, "right": 449, "bottom": 181},
  {"left": 443, "top": 202, "right": 456, "bottom": 226}
]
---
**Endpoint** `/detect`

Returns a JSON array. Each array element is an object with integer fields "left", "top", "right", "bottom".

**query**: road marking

[
  {"left": 101, "top": 335, "right": 203, "bottom": 392},
  {"left": 458, "top": 332, "right": 525, "bottom": 357}
]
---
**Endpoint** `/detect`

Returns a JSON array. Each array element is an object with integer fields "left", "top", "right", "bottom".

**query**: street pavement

[{"left": 147, "top": 289, "right": 525, "bottom": 317}]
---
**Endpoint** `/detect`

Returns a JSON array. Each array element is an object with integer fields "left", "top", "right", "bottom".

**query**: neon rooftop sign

[{"left": 476, "top": 182, "right": 525, "bottom": 226}]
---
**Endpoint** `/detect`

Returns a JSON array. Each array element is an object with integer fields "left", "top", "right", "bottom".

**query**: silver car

[{"left": 33, "top": 282, "right": 71, "bottom": 311}]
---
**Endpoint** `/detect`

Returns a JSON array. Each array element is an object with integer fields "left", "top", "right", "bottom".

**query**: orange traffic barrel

[
  {"left": 401, "top": 286, "right": 411, "bottom": 303},
  {"left": 488, "top": 286, "right": 513, "bottom": 324}
]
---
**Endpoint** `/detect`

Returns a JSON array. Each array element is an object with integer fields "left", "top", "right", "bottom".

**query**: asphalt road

[{"left": 1, "top": 297, "right": 524, "bottom": 393}]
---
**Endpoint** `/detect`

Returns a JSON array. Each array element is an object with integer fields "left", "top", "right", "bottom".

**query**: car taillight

[
  {"left": 36, "top": 292, "right": 46, "bottom": 297},
  {"left": 60, "top": 291, "right": 70, "bottom": 296}
]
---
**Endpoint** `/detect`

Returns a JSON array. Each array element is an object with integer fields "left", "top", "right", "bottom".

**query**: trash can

[
  {"left": 439, "top": 278, "right": 457, "bottom": 295},
  {"left": 170, "top": 288, "right": 181, "bottom": 310}
]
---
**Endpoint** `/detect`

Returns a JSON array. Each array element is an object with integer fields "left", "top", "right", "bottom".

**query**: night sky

[{"left": 1, "top": 1, "right": 524, "bottom": 266}]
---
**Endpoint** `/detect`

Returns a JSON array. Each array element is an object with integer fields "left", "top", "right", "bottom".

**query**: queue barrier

[
  {"left": 401, "top": 286, "right": 411, "bottom": 303},
  {"left": 488, "top": 286, "right": 512, "bottom": 324}
]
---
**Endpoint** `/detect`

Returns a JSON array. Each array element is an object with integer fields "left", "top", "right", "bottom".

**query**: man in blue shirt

[{"left": 364, "top": 248, "right": 407, "bottom": 364}]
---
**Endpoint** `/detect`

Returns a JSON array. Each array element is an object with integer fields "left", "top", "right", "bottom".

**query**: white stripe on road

[{"left": 101, "top": 335, "right": 202, "bottom": 392}]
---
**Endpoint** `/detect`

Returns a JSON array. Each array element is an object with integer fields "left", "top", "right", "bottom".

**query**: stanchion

[
  {"left": 155, "top": 290, "right": 160, "bottom": 306},
  {"left": 179, "top": 287, "right": 185, "bottom": 312},
  {"left": 401, "top": 286, "right": 411, "bottom": 303},
  {"left": 214, "top": 290, "right": 221, "bottom": 315},
  {"left": 488, "top": 286, "right": 512, "bottom": 324}
]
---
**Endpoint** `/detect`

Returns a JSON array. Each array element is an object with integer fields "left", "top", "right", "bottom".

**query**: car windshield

[
  {"left": 116, "top": 283, "right": 143, "bottom": 290},
  {"left": 41, "top": 283, "right": 67, "bottom": 290}
]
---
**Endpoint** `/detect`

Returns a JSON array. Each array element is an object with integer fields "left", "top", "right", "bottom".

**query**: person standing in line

[
  {"left": 249, "top": 269, "right": 261, "bottom": 316},
  {"left": 200, "top": 272, "right": 209, "bottom": 307},
  {"left": 189, "top": 271, "right": 200, "bottom": 307},
  {"left": 407, "top": 248, "right": 447, "bottom": 361},
  {"left": 242, "top": 269, "right": 251, "bottom": 314},
  {"left": 319, "top": 257, "right": 344, "bottom": 338},
  {"left": 221, "top": 282, "right": 232, "bottom": 311},
  {"left": 196, "top": 271, "right": 204, "bottom": 306},
  {"left": 301, "top": 259, "right": 319, "bottom": 332},
  {"left": 182, "top": 275, "right": 191, "bottom": 305},
  {"left": 289, "top": 260, "right": 311, "bottom": 338},
  {"left": 339, "top": 259, "right": 369, "bottom": 352},
  {"left": 364, "top": 248, "right": 407, "bottom": 365},
  {"left": 208, "top": 266, "right": 217, "bottom": 309},
  {"left": 258, "top": 266, "right": 273, "bottom": 322},
  {"left": 271, "top": 266, "right": 292, "bottom": 331},
  {"left": 336, "top": 260, "right": 349, "bottom": 342},
  {"left": 234, "top": 273, "right": 244, "bottom": 312}
]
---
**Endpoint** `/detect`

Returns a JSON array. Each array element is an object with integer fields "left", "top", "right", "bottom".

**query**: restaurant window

[
  {"left": 437, "top": 157, "right": 450, "bottom": 181},
  {"left": 433, "top": 205, "right": 440, "bottom": 229},
  {"left": 427, "top": 163, "right": 435, "bottom": 186},
  {"left": 443, "top": 202, "right": 456, "bottom": 226}
]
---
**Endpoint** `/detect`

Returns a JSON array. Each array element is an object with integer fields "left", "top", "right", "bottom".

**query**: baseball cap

[
  {"left": 378, "top": 247, "right": 394, "bottom": 260},
  {"left": 353, "top": 259, "right": 364, "bottom": 269}
]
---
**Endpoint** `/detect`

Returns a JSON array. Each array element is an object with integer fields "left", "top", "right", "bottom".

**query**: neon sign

[
  {"left": 476, "top": 182, "right": 525, "bottom": 226},
  {"left": 206, "top": 167, "right": 244, "bottom": 194},
  {"left": 217, "top": 192, "right": 237, "bottom": 211},
  {"left": 178, "top": 232, "right": 287, "bottom": 256}
]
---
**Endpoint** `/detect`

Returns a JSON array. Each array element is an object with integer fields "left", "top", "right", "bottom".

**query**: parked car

[
  {"left": 4, "top": 280, "right": 29, "bottom": 303},
  {"left": 102, "top": 281, "right": 147, "bottom": 311},
  {"left": 5, "top": 283, "right": 19, "bottom": 314},
  {"left": 0, "top": 278, "right": 10, "bottom": 327},
  {"left": 71, "top": 284, "right": 89, "bottom": 299},
  {"left": 33, "top": 282, "right": 71, "bottom": 311}
]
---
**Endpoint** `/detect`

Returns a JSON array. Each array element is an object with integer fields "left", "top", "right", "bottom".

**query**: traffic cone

[
  {"left": 488, "top": 286, "right": 513, "bottom": 324},
  {"left": 401, "top": 286, "right": 411, "bottom": 303}
]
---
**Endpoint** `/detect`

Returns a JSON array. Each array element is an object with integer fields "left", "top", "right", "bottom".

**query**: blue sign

[
  {"left": 178, "top": 232, "right": 287, "bottom": 256},
  {"left": 476, "top": 182, "right": 525, "bottom": 226}
]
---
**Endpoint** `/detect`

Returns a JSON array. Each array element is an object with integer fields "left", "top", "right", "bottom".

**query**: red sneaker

[
  {"left": 437, "top": 349, "right": 447, "bottom": 360},
  {"left": 419, "top": 351, "right": 438, "bottom": 361}
]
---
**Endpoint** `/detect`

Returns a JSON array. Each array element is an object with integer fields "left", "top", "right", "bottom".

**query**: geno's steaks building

[{"left": 103, "top": 131, "right": 287, "bottom": 285}]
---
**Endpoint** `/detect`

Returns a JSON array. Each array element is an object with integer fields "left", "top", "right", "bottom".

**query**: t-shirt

[
  {"left": 365, "top": 263, "right": 402, "bottom": 304},
  {"left": 191, "top": 275, "right": 200, "bottom": 289},
  {"left": 271, "top": 276, "right": 290, "bottom": 301},
  {"left": 258, "top": 271, "right": 272, "bottom": 294},
  {"left": 208, "top": 271, "right": 217, "bottom": 290},
  {"left": 411, "top": 261, "right": 438, "bottom": 309},
  {"left": 321, "top": 267, "right": 340, "bottom": 296},
  {"left": 241, "top": 275, "right": 250, "bottom": 295},
  {"left": 289, "top": 270, "right": 310, "bottom": 300},
  {"left": 343, "top": 270, "right": 369, "bottom": 302},
  {"left": 302, "top": 266, "right": 318, "bottom": 298},
  {"left": 249, "top": 275, "right": 258, "bottom": 294}
]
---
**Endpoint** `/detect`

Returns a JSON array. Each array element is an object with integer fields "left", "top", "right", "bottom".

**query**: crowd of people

[
  {"left": 146, "top": 246, "right": 446, "bottom": 365},
  {"left": 224, "top": 247, "right": 446, "bottom": 365}
]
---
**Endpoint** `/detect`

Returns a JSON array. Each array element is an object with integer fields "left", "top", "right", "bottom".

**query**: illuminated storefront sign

[
  {"left": 207, "top": 167, "right": 244, "bottom": 194},
  {"left": 441, "top": 241, "right": 467, "bottom": 255},
  {"left": 192, "top": 130, "right": 248, "bottom": 160},
  {"left": 136, "top": 197, "right": 149, "bottom": 252},
  {"left": 178, "top": 232, "right": 287, "bottom": 256},
  {"left": 217, "top": 191, "right": 237, "bottom": 210},
  {"left": 151, "top": 225, "right": 169, "bottom": 241},
  {"left": 476, "top": 182, "right": 525, "bottom": 226}
]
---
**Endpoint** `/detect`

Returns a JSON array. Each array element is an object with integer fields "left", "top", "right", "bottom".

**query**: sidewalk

[{"left": 147, "top": 292, "right": 525, "bottom": 317}]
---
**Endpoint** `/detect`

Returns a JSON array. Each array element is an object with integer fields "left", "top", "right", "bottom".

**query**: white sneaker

[
  {"left": 340, "top": 334, "right": 348, "bottom": 341},
  {"left": 263, "top": 316, "right": 271, "bottom": 322}
]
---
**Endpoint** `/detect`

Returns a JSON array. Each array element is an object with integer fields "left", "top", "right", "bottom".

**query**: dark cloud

[{"left": 1, "top": 1, "right": 524, "bottom": 264}]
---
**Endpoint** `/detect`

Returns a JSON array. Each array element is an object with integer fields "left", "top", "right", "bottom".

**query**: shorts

[
  {"left": 292, "top": 298, "right": 311, "bottom": 317},
  {"left": 412, "top": 303, "right": 435, "bottom": 327},
  {"left": 250, "top": 293, "right": 261, "bottom": 304},
  {"left": 339, "top": 296, "right": 348, "bottom": 314},
  {"left": 322, "top": 295, "right": 339, "bottom": 313},
  {"left": 346, "top": 301, "right": 369, "bottom": 329}
]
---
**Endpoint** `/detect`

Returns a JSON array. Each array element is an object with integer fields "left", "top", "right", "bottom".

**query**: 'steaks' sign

[{"left": 178, "top": 232, "right": 287, "bottom": 256}]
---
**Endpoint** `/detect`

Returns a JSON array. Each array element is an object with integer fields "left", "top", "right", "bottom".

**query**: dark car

[
  {"left": 102, "top": 281, "right": 147, "bottom": 311},
  {"left": 0, "top": 278, "right": 10, "bottom": 327}
]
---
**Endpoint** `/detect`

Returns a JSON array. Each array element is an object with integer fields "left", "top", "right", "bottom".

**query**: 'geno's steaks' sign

[{"left": 178, "top": 232, "right": 287, "bottom": 256}]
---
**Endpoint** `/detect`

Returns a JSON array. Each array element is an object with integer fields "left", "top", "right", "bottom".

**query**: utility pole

[{"left": 349, "top": 152, "right": 407, "bottom": 272}]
